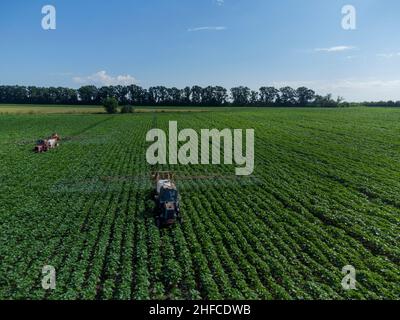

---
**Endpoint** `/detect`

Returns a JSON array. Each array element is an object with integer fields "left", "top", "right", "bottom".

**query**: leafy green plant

[
  {"left": 103, "top": 97, "right": 118, "bottom": 114},
  {"left": 121, "top": 105, "right": 135, "bottom": 114}
]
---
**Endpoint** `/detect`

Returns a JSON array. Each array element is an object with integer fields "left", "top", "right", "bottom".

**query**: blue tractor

[{"left": 153, "top": 172, "right": 183, "bottom": 227}]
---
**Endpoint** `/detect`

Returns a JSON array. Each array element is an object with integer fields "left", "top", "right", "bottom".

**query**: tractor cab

[
  {"left": 35, "top": 139, "right": 48, "bottom": 153},
  {"left": 37, "top": 139, "right": 46, "bottom": 145},
  {"left": 159, "top": 185, "right": 178, "bottom": 203}
]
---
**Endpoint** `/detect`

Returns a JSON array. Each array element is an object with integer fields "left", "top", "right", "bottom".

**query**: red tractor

[
  {"left": 34, "top": 139, "right": 49, "bottom": 153},
  {"left": 34, "top": 133, "right": 60, "bottom": 153}
]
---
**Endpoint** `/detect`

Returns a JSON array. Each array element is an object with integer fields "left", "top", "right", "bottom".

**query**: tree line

[
  {"left": 0, "top": 84, "right": 353, "bottom": 107},
  {"left": 362, "top": 101, "right": 400, "bottom": 107}
]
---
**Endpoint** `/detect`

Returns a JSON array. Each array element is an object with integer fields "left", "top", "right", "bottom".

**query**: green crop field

[
  {"left": 0, "top": 104, "right": 104, "bottom": 114},
  {"left": 0, "top": 107, "right": 399, "bottom": 300},
  {"left": 0, "top": 104, "right": 232, "bottom": 114}
]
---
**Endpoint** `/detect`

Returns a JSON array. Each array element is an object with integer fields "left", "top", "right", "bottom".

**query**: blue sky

[{"left": 0, "top": 0, "right": 399, "bottom": 101}]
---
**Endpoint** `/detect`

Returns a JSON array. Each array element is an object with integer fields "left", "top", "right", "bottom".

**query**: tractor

[
  {"left": 152, "top": 171, "right": 183, "bottom": 227},
  {"left": 34, "top": 139, "right": 49, "bottom": 153},
  {"left": 34, "top": 133, "right": 60, "bottom": 153}
]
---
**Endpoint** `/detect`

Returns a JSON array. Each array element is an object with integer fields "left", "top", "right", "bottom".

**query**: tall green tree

[
  {"left": 181, "top": 86, "right": 192, "bottom": 105},
  {"left": 231, "top": 86, "right": 251, "bottom": 105},
  {"left": 78, "top": 85, "right": 98, "bottom": 104},
  {"left": 103, "top": 97, "right": 119, "bottom": 114},
  {"left": 296, "top": 87, "right": 315, "bottom": 106},
  {"left": 250, "top": 91, "right": 259, "bottom": 105},
  {"left": 191, "top": 86, "right": 203, "bottom": 105},
  {"left": 259, "top": 87, "right": 279, "bottom": 105},
  {"left": 279, "top": 87, "right": 297, "bottom": 106}
]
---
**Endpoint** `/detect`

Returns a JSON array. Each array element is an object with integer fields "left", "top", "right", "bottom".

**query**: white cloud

[
  {"left": 315, "top": 46, "right": 356, "bottom": 52},
  {"left": 271, "top": 78, "right": 400, "bottom": 102},
  {"left": 73, "top": 71, "right": 137, "bottom": 86},
  {"left": 377, "top": 52, "right": 400, "bottom": 59},
  {"left": 215, "top": 0, "right": 224, "bottom": 6},
  {"left": 188, "top": 26, "right": 227, "bottom": 32},
  {"left": 326, "top": 79, "right": 400, "bottom": 90}
]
